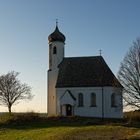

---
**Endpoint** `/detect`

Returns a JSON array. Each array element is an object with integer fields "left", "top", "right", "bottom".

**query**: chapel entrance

[{"left": 66, "top": 104, "right": 72, "bottom": 116}]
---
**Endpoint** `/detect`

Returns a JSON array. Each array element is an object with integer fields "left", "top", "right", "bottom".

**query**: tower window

[
  {"left": 53, "top": 46, "right": 57, "bottom": 54},
  {"left": 90, "top": 93, "right": 96, "bottom": 107},
  {"left": 78, "top": 93, "right": 84, "bottom": 107},
  {"left": 49, "top": 44, "right": 52, "bottom": 70}
]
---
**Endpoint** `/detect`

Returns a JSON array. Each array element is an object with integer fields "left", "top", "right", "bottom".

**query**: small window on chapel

[
  {"left": 111, "top": 93, "right": 116, "bottom": 107},
  {"left": 90, "top": 93, "right": 96, "bottom": 107},
  {"left": 53, "top": 46, "right": 57, "bottom": 54},
  {"left": 78, "top": 93, "right": 84, "bottom": 107}
]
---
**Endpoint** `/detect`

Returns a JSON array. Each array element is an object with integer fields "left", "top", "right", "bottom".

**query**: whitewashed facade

[{"left": 56, "top": 87, "right": 123, "bottom": 118}]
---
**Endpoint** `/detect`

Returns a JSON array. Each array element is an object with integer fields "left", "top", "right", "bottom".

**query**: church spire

[{"left": 48, "top": 21, "right": 66, "bottom": 43}]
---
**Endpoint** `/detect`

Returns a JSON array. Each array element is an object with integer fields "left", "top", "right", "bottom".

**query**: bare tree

[
  {"left": 0, "top": 71, "right": 33, "bottom": 114},
  {"left": 118, "top": 38, "right": 140, "bottom": 109}
]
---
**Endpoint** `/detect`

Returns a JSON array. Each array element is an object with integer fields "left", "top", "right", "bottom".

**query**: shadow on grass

[
  {"left": 0, "top": 113, "right": 140, "bottom": 130},
  {"left": 0, "top": 116, "right": 98, "bottom": 130}
]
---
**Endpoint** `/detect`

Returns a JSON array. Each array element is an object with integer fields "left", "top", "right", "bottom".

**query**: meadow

[{"left": 0, "top": 112, "right": 140, "bottom": 140}]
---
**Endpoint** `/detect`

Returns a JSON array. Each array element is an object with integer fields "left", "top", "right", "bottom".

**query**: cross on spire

[
  {"left": 99, "top": 49, "right": 102, "bottom": 56},
  {"left": 56, "top": 19, "right": 58, "bottom": 27}
]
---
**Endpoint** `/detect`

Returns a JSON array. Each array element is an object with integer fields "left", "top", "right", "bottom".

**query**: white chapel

[{"left": 47, "top": 24, "right": 123, "bottom": 118}]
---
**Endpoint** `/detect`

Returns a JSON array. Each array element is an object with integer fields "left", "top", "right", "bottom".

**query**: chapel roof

[{"left": 56, "top": 56, "right": 123, "bottom": 88}]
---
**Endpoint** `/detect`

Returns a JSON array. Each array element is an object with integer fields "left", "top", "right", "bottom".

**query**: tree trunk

[{"left": 8, "top": 105, "right": 12, "bottom": 115}]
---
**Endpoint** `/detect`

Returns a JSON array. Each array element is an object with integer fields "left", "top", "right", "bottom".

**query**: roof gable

[
  {"left": 59, "top": 90, "right": 76, "bottom": 105},
  {"left": 60, "top": 90, "right": 76, "bottom": 101}
]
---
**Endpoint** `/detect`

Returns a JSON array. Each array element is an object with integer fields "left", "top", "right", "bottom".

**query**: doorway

[{"left": 66, "top": 104, "right": 72, "bottom": 116}]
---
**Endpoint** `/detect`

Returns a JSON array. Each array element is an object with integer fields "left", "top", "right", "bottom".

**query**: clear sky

[{"left": 0, "top": 0, "right": 140, "bottom": 113}]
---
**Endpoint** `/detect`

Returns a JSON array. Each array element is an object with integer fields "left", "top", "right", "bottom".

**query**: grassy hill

[{"left": 0, "top": 113, "right": 140, "bottom": 140}]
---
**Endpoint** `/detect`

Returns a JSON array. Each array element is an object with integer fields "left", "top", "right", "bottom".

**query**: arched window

[
  {"left": 53, "top": 46, "right": 57, "bottom": 54},
  {"left": 91, "top": 93, "right": 96, "bottom": 107},
  {"left": 49, "top": 44, "right": 52, "bottom": 69},
  {"left": 78, "top": 93, "right": 83, "bottom": 107},
  {"left": 111, "top": 93, "right": 116, "bottom": 107}
]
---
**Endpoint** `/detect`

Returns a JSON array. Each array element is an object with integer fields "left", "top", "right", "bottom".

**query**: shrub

[
  {"left": 12, "top": 112, "right": 40, "bottom": 124},
  {"left": 124, "top": 110, "right": 140, "bottom": 122},
  {"left": 0, "top": 113, "right": 13, "bottom": 124}
]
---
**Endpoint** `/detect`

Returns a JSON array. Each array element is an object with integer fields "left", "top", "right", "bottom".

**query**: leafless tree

[
  {"left": 0, "top": 71, "right": 33, "bottom": 114},
  {"left": 118, "top": 38, "right": 140, "bottom": 110}
]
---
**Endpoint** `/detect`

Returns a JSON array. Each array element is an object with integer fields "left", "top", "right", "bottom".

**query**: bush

[
  {"left": 11, "top": 112, "right": 41, "bottom": 124},
  {"left": 0, "top": 113, "right": 13, "bottom": 124},
  {"left": 0, "top": 112, "right": 42, "bottom": 125},
  {"left": 124, "top": 110, "right": 140, "bottom": 122}
]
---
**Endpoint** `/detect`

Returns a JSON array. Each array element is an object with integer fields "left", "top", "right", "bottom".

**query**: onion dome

[{"left": 48, "top": 25, "right": 66, "bottom": 43}]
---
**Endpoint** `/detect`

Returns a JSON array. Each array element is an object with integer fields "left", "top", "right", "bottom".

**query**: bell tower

[{"left": 47, "top": 22, "right": 66, "bottom": 116}]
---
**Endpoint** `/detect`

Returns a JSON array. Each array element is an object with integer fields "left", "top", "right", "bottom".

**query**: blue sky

[{"left": 0, "top": 0, "right": 140, "bottom": 112}]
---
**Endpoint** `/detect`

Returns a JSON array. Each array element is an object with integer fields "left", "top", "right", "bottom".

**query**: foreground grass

[
  {"left": 0, "top": 114, "right": 140, "bottom": 140},
  {"left": 1, "top": 125, "right": 140, "bottom": 140}
]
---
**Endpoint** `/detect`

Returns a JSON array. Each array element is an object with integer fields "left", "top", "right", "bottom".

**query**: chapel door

[{"left": 66, "top": 104, "right": 72, "bottom": 116}]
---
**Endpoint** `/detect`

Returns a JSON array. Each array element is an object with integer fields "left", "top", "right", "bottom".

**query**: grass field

[{"left": 0, "top": 113, "right": 140, "bottom": 140}]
